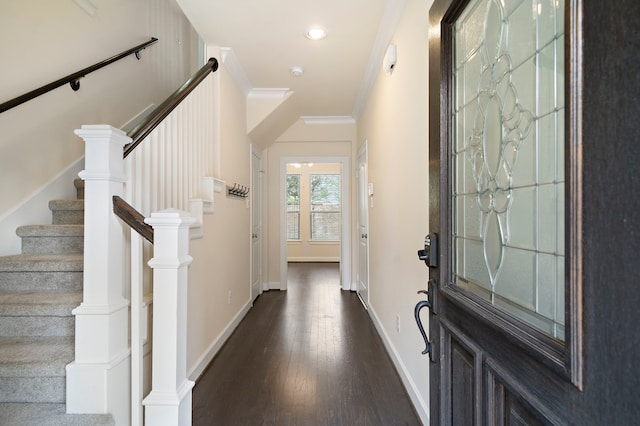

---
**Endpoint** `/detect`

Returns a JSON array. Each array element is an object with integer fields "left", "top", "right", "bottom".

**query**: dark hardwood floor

[{"left": 192, "top": 262, "right": 421, "bottom": 426}]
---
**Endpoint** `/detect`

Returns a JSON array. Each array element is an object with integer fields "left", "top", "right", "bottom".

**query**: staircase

[{"left": 0, "top": 179, "right": 114, "bottom": 425}]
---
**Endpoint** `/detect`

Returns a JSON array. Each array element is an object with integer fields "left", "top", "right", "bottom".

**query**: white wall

[
  {"left": 186, "top": 60, "right": 253, "bottom": 379},
  {"left": 356, "top": 0, "right": 433, "bottom": 422},
  {"left": 0, "top": 0, "right": 199, "bottom": 254}
]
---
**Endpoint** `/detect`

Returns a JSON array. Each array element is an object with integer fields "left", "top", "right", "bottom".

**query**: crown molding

[
  {"left": 219, "top": 47, "right": 253, "bottom": 95},
  {"left": 248, "top": 88, "right": 292, "bottom": 99},
  {"left": 300, "top": 116, "right": 356, "bottom": 125}
]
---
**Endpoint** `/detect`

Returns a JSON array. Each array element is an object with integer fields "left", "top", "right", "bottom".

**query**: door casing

[
  {"left": 356, "top": 141, "right": 370, "bottom": 307},
  {"left": 279, "top": 156, "right": 351, "bottom": 291},
  {"left": 250, "top": 145, "right": 263, "bottom": 301}
]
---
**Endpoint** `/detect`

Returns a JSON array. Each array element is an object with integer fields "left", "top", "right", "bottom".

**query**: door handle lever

[{"left": 414, "top": 290, "right": 435, "bottom": 362}]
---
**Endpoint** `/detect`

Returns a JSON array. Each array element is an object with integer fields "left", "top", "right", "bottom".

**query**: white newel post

[
  {"left": 67, "top": 125, "right": 131, "bottom": 425},
  {"left": 143, "top": 209, "right": 196, "bottom": 426}
]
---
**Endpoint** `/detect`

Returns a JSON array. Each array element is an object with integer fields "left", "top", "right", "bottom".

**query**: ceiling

[{"left": 176, "top": 0, "right": 406, "bottom": 120}]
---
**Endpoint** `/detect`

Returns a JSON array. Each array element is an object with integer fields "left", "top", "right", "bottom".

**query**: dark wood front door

[{"left": 420, "top": 0, "right": 640, "bottom": 424}]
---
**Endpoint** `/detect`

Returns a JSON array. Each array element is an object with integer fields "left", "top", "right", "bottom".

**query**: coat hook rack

[{"left": 227, "top": 183, "right": 250, "bottom": 199}]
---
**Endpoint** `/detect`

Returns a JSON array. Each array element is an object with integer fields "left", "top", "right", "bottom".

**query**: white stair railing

[
  {"left": 70, "top": 58, "right": 219, "bottom": 426},
  {"left": 124, "top": 67, "right": 218, "bottom": 216}
]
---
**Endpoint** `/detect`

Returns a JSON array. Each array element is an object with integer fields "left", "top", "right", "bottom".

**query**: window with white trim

[
  {"left": 286, "top": 174, "right": 300, "bottom": 240},
  {"left": 310, "top": 174, "right": 341, "bottom": 241}
]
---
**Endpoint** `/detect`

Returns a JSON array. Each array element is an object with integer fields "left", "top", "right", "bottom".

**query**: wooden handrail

[
  {"left": 123, "top": 57, "right": 219, "bottom": 158},
  {"left": 0, "top": 38, "right": 158, "bottom": 114},
  {"left": 113, "top": 196, "right": 154, "bottom": 244}
]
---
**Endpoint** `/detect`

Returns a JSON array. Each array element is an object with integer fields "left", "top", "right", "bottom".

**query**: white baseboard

[
  {"left": 287, "top": 257, "right": 340, "bottom": 262},
  {"left": 267, "top": 282, "right": 283, "bottom": 290},
  {"left": 368, "top": 305, "right": 429, "bottom": 425},
  {"left": 188, "top": 300, "right": 251, "bottom": 381}
]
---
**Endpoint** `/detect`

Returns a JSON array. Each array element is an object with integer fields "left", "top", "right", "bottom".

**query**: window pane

[
  {"left": 310, "top": 174, "right": 341, "bottom": 241},
  {"left": 451, "top": 0, "right": 565, "bottom": 340},
  {"left": 286, "top": 174, "right": 300, "bottom": 240}
]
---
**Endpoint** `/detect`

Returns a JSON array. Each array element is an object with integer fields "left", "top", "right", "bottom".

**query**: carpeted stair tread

[
  {"left": 0, "top": 403, "right": 114, "bottom": 425},
  {"left": 0, "top": 291, "right": 82, "bottom": 316},
  {"left": 0, "top": 254, "right": 83, "bottom": 272},
  {"left": 0, "top": 336, "right": 73, "bottom": 377},
  {"left": 16, "top": 225, "right": 84, "bottom": 238}
]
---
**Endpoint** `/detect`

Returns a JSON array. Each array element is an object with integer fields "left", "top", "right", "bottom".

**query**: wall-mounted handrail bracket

[
  {"left": 134, "top": 40, "right": 155, "bottom": 60},
  {"left": 70, "top": 79, "right": 81, "bottom": 91}
]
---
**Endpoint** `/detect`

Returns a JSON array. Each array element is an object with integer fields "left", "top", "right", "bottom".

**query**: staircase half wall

[{"left": 0, "top": 158, "right": 84, "bottom": 257}]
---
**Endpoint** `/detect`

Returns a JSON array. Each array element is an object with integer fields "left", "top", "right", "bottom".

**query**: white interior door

[
  {"left": 357, "top": 142, "right": 369, "bottom": 307},
  {"left": 250, "top": 146, "right": 263, "bottom": 302}
]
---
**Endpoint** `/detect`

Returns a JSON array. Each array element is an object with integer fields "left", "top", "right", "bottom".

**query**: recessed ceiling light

[{"left": 306, "top": 26, "right": 327, "bottom": 40}]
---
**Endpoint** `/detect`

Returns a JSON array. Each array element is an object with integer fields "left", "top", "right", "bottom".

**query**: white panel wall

[{"left": 124, "top": 73, "right": 217, "bottom": 215}]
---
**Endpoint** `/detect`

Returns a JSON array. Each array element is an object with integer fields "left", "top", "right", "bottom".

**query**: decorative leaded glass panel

[{"left": 451, "top": 0, "right": 565, "bottom": 340}]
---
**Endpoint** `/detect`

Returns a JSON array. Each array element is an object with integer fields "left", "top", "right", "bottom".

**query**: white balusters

[
  {"left": 72, "top": 70, "right": 218, "bottom": 425},
  {"left": 131, "top": 230, "right": 144, "bottom": 426},
  {"left": 124, "top": 72, "right": 217, "bottom": 217}
]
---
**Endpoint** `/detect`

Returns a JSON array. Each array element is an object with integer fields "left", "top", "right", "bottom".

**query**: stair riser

[
  {"left": 52, "top": 211, "right": 84, "bottom": 225},
  {"left": 0, "top": 377, "right": 65, "bottom": 403},
  {"left": 74, "top": 180, "right": 85, "bottom": 200},
  {"left": 0, "top": 272, "right": 82, "bottom": 292},
  {"left": 21, "top": 237, "right": 83, "bottom": 255},
  {"left": 0, "top": 361, "right": 69, "bottom": 379},
  {"left": 0, "top": 316, "right": 74, "bottom": 337}
]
